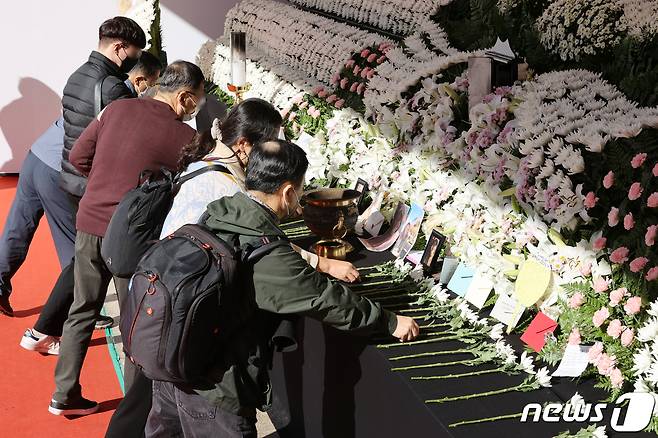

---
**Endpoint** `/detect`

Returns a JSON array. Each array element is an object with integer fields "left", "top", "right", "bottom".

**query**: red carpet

[{"left": 0, "top": 176, "right": 122, "bottom": 437}]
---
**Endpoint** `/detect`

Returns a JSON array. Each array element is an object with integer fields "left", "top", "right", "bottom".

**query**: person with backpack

[
  {"left": 105, "top": 99, "right": 361, "bottom": 438},
  {"left": 16, "top": 53, "right": 162, "bottom": 356},
  {"left": 143, "top": 139, "right": 420, "bottom": 437},
  {"left": 48, "top": 60, "right": 207, "bottom": 417}
]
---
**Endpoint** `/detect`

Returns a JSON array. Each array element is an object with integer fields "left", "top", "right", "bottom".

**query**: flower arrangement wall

[{"left": 125, "top": 0, "right": 166, "bottom": 66}]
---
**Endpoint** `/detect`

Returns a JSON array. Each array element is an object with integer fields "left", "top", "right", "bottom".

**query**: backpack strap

[
  {"left": 93, "top": 77, "right": 107, "bottom": 116},
  {"left": 242, "top": 236, "right": 290, "bottom": 264},
  {"left": 176, "top": 164, "right": 231, "bottom": 186}
]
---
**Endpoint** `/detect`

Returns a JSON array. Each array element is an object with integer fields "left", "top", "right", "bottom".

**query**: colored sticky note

[
  {"left": 520, "top": 312, "right": 558, "bottom": 353},
  {"left": 447, "top": 263, "right": 475, "bottom": 297},
  {"left": 515, "top": 257, "right": 552, "bottom": 307},
  {"left": 490, "top": 293, "right": 524, "bottom": 329},
  {"left": 465, "top": 273, "right": 494, "bottom": 309}
]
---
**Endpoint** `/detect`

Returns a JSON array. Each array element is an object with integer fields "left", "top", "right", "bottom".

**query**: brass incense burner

[{"left": 301, "top": 188, "right": 360, "bottom": 259}]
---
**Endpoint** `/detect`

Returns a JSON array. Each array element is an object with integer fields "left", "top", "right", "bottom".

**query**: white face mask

[{"left": 181, "top": 95, "right": 206, "bottom": 121}]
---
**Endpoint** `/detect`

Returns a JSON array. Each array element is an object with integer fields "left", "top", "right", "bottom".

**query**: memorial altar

[{"left": 191, "top": 0, "right": 658, "bottom": 436}]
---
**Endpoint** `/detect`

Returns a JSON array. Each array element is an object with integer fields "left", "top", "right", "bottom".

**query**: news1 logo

[{"left": 521, "top": 392, "right": 655, "bottom": 432}]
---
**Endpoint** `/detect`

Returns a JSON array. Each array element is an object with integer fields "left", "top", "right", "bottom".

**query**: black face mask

[{"left": 120, "top": 55, "right": 139, "bottom": 74}]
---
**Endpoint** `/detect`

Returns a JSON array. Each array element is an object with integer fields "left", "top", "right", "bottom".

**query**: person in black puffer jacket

[{"left": 60, "top": 16, "right": 146, "bottom": 200}]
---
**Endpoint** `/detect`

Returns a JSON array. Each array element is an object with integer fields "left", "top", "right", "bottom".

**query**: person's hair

[
  {"left": 245, "top": 140, "right": 309, "bottom": 194},
  {"left": 177, "top": 98, "right": 283, "bottom": 171},
  {"left": 99, "top": 17, "right": 146, "bottom": 49},
  {"left": 158, "top": 60, "right": 205, "bottom": 93},
  {"left": 129, "top": 51, "right": 162, "bottom": 78}
]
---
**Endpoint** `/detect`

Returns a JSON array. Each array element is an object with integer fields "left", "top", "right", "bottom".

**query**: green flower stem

[
  {"left": 357, "top": 265, "right": 385, "bottom": 272},
  {"left": 388, "top": 305, "right": 435, "bottom": 312},
  {"left": 376, "top": 293, "right": 423, "bottom": 301},
  {"left": 389, "top": 348, "right": 474, "bottom": 361},
  {"left": 351, "top": 279, "right": 406, "bottom": 288},
  {"left": 448, "top": 413, "right": 523, "bottom": 428},
  {"left": 357, "top": 287, "right": 418, "bottom": 296},
  {"left": 282, "top": 219, "right": 305, "bottom": 226},
  {"left": 377, "top": 335, "right": 461, "bottom": 349},
  {"left": 426, "top": 384, "right": 523, "bottom": 404},
  {"left": 417, "top": 322, "right": 451, "bottom": 329},
  {"left": 391, "top": 358, "right": 482, "bottom": 372},
  {"left": 282, "top": 226, "right": 309, "bottom": 232},
  {"left": 410, "top": 366, "right": 504, "bottom": 379}
]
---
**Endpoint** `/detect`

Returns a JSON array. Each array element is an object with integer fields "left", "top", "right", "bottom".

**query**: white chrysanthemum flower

[
  {"left": 638, "top": 318, "right": 658, "bottom": 343},
  {"left": 495, "top": 340, "right": 517, "bottom": 364},
  {"left": 519, "top": 351, "right": 536, "bottom": 374},
  {"left": 489, "top": 323, "right": 504, "bottom": 340},
  {"left": 535, "top": 367, "right": 552, "bottom": 388},
  {"left": 592, "top": 425, "right": 608, "bottom": 438}
]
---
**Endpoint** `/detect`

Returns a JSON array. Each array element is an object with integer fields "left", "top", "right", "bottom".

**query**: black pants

[
  {"left": 34, "top": 261, "right": 74, "bottom": 337},
  {"left": 146, "top": 381, "right": 257, "bottom": 438},
  {"left": 106, "top": 369, "right": 153, "bottom": 438}
]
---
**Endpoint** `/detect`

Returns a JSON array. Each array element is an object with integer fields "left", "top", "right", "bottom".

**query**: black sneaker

[
  {"left": 0, "top": 294, "right": 13, "bottom": 317},
  {"left": 48, "top": 398, "right": 98, "bottom": 416},
  {"left": 94, "top": 315, "right": 114, "bottom": 330}
]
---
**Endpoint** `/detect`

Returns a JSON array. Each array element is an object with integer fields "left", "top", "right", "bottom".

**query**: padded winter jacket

[{"left": 60, "top": 51, "right": 134, "bottom": 196}]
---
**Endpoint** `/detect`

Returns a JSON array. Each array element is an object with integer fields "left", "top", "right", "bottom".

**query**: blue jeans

[{"left": 0, "top": 151, "right": 76, "bottom": 296}]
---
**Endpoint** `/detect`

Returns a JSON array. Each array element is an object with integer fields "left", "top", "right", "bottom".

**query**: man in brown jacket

[{"left": 49, "top": 60, "right": 206, "bottom": 416}]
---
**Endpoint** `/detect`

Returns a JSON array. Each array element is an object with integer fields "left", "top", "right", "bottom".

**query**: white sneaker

[{"left": 19, "top": 329, "right": 60, "bottom": 355}]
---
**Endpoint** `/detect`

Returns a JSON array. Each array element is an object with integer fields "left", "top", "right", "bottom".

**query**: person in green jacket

[{"left": 145, "top": 139, "right": 420, "bottom": 438}]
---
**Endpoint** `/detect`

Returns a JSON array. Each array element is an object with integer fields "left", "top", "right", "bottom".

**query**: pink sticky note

[{"left": 520, "top": 312, "right": 558, "bottom": 352}]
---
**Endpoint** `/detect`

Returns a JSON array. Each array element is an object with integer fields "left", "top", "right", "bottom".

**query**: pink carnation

[
  {"left": 298, "top": 101, "right": 308, "bottom": 109},
  {"left": 629, "top": 182, "right": 643, "bottom": 200},
  {"left": 647, "top": 267, "right": 658, "bottom": 281},
  {"left": 360, "top": 68, "right": 369, "bottom": 79},
  {"left": 593, "top": 237, "right": 607, "bottom": 250},
  {"left": 569, "top": 292, "right": 585, "bottom": 309},
  {"left": 603, "top": 171, "right": 615, "bottom": 189},
  {"left": 334, "top": 99, "right": 345, "bottom": 109},
  {"left": 592, "top": 307, "right": 610, "bottom": 327},
  {"left": 349, "top": 83, "right": 358, "bottom": 93},
  {"left": 588, "top": 342, "right": 604, "bottom": 364},
  {"left": 624, "top": 296, "right": 642, "bottom": 315},
  {"left": 367, "top": 53, "right": 377, "bottom": 63},
  {"left": 584, "top": 191, "right": 598, "bottom": 209},
  {"left": 596, "top": 353, "right": 615, "bottom": 376},
  {"left": 376, "top": 55, "right": 386, "bottom": 64},
  {"left": 330, "top": 73, "right": 341, "bottom": 85},
  {"left": 621, "top": 328, "right": 634, "bottom": 347},
  {"left": 646, "top": 225, "right": 657, "bottom": 247},
  {"left": 631, "top": 153, "right": 648, "bottom": 168},
  {"left": 630, "top": 257, "right": 649, "bottom": 273},
  {"left": 360, "top": 49, "right": 370, "bottom": 58},
  {"left": 568, "top": 328, "right": 581, "bottom": 345},
  {"left": 606, "top": 319, "right": 624, "bottom": 339},
  {"left": 356, "top": 83, "right": 365, "bottom": 95},
  {"left": 353, "top": 65, "right": 361, "bottom": 75},
  {"left": 318, "top": 89, "right": 328, "bottom": 98},
  {"left": 326, "top": 94, "right": 338, "bottom": 104},
  {"left": 648, "top": 193, "right": 658, "bottom": 208},
  {"left": 609, "top": 287, "right": 628, "bottom": 307},
  {"left": 624, "top": 213, "right": 635, "bottom": 230},
  {"left": 610, "top": 367, "right": 624, "bottom": 388},
  {"left": 340, "top": 78, "right": 349, "bottom": 89},
  {"left": 580, "top": 262, "right": 592, "bottom": 276},
  {"left": 609, "top": 247, "right": 630, "bottom": 264},
  {"left": 654, "top": 162, "right": 658, "bottom": 177},
  {"left": 593, "top": 277, "right": 610, "bottom": 293},
  {"left": 345, "top": 59, "right": 356, "bottom": 68},
  {"left": 608, "top": 207, "right": 619, "bottom": 227}
]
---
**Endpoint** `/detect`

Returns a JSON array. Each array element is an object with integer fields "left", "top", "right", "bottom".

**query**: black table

[{"left": 267, "top": 233, "right": 653, "bottom": 438}]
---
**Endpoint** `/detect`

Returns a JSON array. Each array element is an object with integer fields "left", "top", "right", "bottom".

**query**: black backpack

[
  {"left": 101, "top": 164, "right": 230, "bottom": 277},
  {"left": 120, "top": 223, "right": 288, "bottom": 383}
]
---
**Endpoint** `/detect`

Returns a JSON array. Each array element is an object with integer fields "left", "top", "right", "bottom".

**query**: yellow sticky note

[{"left": 515, "top": 257, "right": 551, "bottom": 307}]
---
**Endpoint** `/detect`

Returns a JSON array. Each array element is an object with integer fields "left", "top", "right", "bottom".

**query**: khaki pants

[{"left": 53, "top": 231, "right": 135, "bottom": 402}]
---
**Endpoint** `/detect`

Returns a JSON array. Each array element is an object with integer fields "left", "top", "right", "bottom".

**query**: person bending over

[{"left": 145, "top": 139, "right": 420, "bottom": 437}]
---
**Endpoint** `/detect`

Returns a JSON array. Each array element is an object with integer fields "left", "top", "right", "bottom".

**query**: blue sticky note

[{"left": 447, "top": 263, "right": 475, "bottom": 297}]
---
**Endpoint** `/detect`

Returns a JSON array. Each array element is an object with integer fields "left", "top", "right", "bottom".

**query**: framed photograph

[
  {"left": 354, "top": 178, "right": 369, "bottom": 210},
  {"left": 420, "top": 229, "right": 447, "bottom": 274}
]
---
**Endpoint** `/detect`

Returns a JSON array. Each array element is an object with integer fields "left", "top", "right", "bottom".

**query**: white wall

[{"left": 0, "top": 0, "right": 241, "bottom": 173}]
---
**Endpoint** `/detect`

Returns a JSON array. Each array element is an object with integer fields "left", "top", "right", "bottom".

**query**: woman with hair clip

[{"left": 105, "top": 98, "right": 358, "bottom": 438}]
